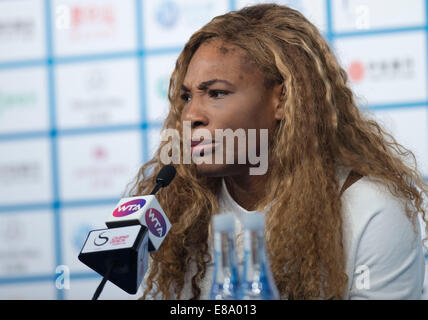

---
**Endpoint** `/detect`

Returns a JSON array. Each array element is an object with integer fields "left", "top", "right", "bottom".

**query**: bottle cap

[
  {"left": 213, "top": 213, "right": 235, "bottom": 233},
  {"left": 241, "top": 213, "right": 264, "bottom": 230}
]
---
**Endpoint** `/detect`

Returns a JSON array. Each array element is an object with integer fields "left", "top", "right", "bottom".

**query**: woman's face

[{"left": 180, "top": 39, "right": 282, "bottom": 177}]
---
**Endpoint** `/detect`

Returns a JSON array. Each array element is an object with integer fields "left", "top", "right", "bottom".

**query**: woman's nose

[{"left": 181, "top": 99, "right": 209, "bottom": 129}]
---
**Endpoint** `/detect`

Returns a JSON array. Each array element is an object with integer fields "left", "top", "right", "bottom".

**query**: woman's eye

[
  {"left": 208, "top": 90, "right": 229, "bottom": 98},
  {"left": 180, "top": 93, "right": 191, "bottom": 102}
]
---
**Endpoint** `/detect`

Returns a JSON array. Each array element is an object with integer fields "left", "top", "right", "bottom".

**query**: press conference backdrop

[{"left": 0, "top": 0, "right": 427, "bottom": 300}]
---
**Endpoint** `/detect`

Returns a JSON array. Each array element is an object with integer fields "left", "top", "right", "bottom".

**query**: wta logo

[
  {"left": 145, "top": 208, "right": 167, "bottom": 237},
  {"left": 113, "top": 199, "right": 146, "bottom": 217}
]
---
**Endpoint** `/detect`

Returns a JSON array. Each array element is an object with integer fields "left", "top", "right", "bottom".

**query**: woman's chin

[{"left": 194, "top": 162, "right": 247, "bottom": 178}]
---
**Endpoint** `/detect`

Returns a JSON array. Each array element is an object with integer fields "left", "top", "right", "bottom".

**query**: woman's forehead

[
  {"left": 184, "top": 40, "right": 258, "bottom": 85},
  {"left": 191, "top": 39, "right": 246, "bottom": 66}
]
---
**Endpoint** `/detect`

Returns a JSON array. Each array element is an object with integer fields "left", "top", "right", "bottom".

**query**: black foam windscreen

[{"left": 156, "top": 165, "right": 176, "bottom": 187}]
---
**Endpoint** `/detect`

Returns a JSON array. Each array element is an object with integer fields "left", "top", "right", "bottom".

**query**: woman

[{"left": 129, "top": 4, "right": 428, "bottom": 299}]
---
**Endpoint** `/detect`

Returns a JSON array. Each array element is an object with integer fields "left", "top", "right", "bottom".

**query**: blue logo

[{"left": 155, "top": 0, "right": 179, "bottom": 29}]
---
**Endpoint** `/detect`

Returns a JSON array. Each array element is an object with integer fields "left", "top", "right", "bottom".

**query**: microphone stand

[{"left": 92, "top": 261, "right": 116, "bottom": 300}]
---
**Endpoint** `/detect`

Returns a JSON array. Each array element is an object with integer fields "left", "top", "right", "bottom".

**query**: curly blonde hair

[{"left": 129, "top": 4, "right": 428, "bottom": 299}]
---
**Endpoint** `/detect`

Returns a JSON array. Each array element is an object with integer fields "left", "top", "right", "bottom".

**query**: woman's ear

[{"left": 272, "top": 83, "right": 285, "bottom": 121}]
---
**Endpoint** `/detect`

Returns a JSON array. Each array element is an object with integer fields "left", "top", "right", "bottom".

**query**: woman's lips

[
  {"left": 191, "top": 140, "right": 218, "bottom": 155},
  {"left": 191, "top": 140, "right": 203, "bottom": 147}
]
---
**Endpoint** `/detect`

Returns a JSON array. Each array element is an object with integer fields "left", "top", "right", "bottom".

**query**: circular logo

[
  {"left": 155, "top": 0, "right": 179, "bottom": 28},
  {"left": 113, "top": 199, "right": 146, "bottom": 217},
  {"left": 145, "top": 208, "right": 167, "bottom": 237},
  {"left": 349, "top": 60, "right": 365, "bottom": 82}
]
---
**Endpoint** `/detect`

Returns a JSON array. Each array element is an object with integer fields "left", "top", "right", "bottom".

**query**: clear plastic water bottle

[
  {"left": 237, "top": 213, "right": 280, "bottom": 300},
  {"left": 209, "top": 213, "right": 240, "bottom": 300}
]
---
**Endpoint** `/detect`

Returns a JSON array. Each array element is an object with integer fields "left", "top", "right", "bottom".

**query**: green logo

[
  {"left": 0, "top": 91, "right": 37, "bottom": 115},
  {"left": 155, "top": 76, "right": 169, "bottom": 100}
]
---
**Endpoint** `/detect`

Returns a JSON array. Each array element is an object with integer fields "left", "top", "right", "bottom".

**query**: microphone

[
  {"left": 105, "top": 165, "right": 176, "bottom": 251},
  {"left": 78, "top": 165, "right": 176, "bottom": 299},
  {"left": 150, "top": 164, "right": 176, "bottom": 195}
]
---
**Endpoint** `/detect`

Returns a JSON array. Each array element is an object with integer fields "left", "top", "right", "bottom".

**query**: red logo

[
  {"left": 348, "top": 60, "right": 365, "bottom": 82},
  {"left": 71, "top": 5, "right": 115, "bottom": 28},
  {"left": 110, "top": 235, "right": 129, "bottom": 246}
]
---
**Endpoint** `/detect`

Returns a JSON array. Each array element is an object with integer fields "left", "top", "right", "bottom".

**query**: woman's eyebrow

[
  {"left": 181, "top": 84, "right": 190, "bottom": 92},
  {"left": 181, "top": 79, "right": 235, "bottom": 92},
  {"left": 197, "top": 79, "right": 234, "bottom": 90}
]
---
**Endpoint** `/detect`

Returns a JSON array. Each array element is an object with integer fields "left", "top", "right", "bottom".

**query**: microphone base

[{"left": 79, "top": 225, "right": 149, "bottom": 295}]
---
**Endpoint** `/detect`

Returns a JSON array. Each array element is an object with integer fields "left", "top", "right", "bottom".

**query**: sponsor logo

[
  {"left": 71, "top": 5, "right": 115, "bottom": 29},
  {"left": 0, "top": 215, "right": 45, "bottom": 275},
  {"left": 0, "top": 217, "right": 25, "bottom": 241},
  {"left": 56, "top": 4, "right": 116, "bottom": 40},
  {"left": 155, "top": 0, "right": 179, "bottom": 28},
  {"left": 113, "top": 199, "right": 146, "bottom": 217},
  {"left": 93, "top": 231, "right": 108, "bottom": 246},
  {"left": 72, "top": 144, "right": 130, "bottom": 191},
  {"left": 155, "top": 75, "right": 169, "bottom": 100},
  {"left": 348, "top": 60, "right": 365, "bottom": 83},
  {"left": 0, "top": 161, "right": 40, "bottom": 185},
  {"left": 0, "top": 91, "right": 37, "bottom": 116},
  {"left": 93, "top": 146, "right": 108, "bottom": 161},
  {"left": 85, "top": 68, "right": 108, "bottom": 91},
  {"left": 92, "top": 231, "right": 131, "bottom": 247},
  {"left": 145, "top": 208, "right": 167, "bottom": 237},
  {"left": 110, "top": 235, "right": 129, "bottom": 246},
  {"left": 0, "top": 19, "right": 35, "bottom": 41},
  {"left": 347, "top": 57, "right": 415, "bottom": 83},
  {"left": 69, "top": 68, "right": 124, "bottom": 125}
]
